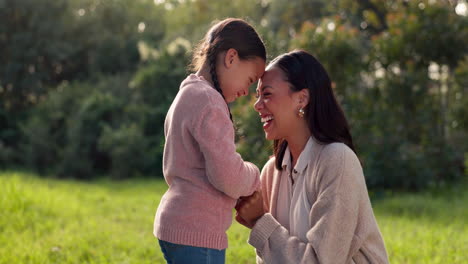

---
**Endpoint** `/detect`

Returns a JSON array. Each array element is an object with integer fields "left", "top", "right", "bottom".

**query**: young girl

[{"left": 154, "top": 18, "right": 266, "bottom": 264}]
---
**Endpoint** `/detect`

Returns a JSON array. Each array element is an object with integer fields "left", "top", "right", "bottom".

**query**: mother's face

[{"left": 254, "top": 67, "right": 305, "bottom": 140}]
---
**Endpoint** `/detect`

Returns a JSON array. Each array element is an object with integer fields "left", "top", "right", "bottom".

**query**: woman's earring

[{"left": 298, "top": 108, "right": 305, "bottom": 118}]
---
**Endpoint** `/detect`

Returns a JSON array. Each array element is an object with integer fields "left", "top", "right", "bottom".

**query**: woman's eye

[{"left": 255, "top": 92, "right": 271, "bottom": 99}]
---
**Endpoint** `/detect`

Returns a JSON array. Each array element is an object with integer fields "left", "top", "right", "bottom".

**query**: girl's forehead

[{"left": 250, "top": 57, "right": 266, "bottom": 77}]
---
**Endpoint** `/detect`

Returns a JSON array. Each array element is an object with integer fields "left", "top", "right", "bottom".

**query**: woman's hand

[{"left": 235, "top": 191, "right": 265, "bottom": 229}]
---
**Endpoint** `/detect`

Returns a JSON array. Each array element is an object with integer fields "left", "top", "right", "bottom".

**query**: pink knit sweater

[{"left": 154, "top": 74, "right": 260, "bottom": 250}]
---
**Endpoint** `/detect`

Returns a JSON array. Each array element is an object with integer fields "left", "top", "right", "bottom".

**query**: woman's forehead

[
  {"left": 261, "top": 67, "right": 286, "bottom": 83},
  {"left": 257, "top": 68, "right": 288, "bottom": 91}
]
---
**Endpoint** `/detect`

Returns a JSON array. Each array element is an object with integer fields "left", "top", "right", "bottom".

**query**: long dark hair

[
  {"left": 191, "top": 18, "right": 266, "bottom": 120},
  {"left": 270, "top": 50, "right": 355, "bottom": 170}
]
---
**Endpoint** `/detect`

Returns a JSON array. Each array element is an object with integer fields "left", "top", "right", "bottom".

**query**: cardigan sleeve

[
  {"left": 249, "top": 143, "right": 364, "bottom": 264},
  {"left": 260, "top": 158, "right": 276, "bottom": 212},
  {"left": 193, "top": 103, "right": 260, "bottom": 199}
]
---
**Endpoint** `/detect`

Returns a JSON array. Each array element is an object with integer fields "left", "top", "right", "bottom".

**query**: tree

[{"left": 0, "top": 0, "right": 165, "bottom": 167}]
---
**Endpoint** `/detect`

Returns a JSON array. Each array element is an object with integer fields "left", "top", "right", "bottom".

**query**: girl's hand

[{"left": 235, "top": 191, "right": 265, "bottom": 229}]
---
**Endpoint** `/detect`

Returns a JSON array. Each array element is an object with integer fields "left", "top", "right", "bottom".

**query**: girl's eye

[{"left": 263, "top": 93, "right": 271, "bottom": 97}]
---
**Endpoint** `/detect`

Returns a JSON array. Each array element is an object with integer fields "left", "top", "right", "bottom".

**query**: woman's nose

[{"left": 254, "top": 97, "right": 263, "bottom": 112}]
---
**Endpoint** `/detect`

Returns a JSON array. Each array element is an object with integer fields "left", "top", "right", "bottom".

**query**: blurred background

[
  {"left": 1, "top": 1, "right": 467, "bottom": 263},
  {"left": 1, "top": 0, "right": 467, "bottom": 190}
]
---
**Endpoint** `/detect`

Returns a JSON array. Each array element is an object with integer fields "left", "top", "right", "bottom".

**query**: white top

[{"left": 276, "top": 137, "right": 314, "bottom": 242}]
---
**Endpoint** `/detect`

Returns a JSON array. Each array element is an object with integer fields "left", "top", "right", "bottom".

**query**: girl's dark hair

[
  {"left": 269, "top": 50, "right": 356, "bottom": 170},
  {"left": 191, "top": 18, "right": 266, "bottom": 120}
]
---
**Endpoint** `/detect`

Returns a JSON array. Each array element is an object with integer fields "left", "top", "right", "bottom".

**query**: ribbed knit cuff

[
  {"left": 155, "top": 224, "right": 227, "bottom": 250},
  {"left": 248, "top": 213, "right": 280, "bottom": 251}
]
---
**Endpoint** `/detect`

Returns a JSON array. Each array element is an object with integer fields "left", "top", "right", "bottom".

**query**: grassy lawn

[{"left": 1, "top": 171, "right": 466, "bottom": 264}]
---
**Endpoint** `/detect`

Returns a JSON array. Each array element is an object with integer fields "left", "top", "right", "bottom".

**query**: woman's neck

[{"left": 285, "top": 122, "right": 311, "bottom": 168}]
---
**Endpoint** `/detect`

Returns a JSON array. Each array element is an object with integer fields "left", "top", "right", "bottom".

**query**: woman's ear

[
  {"left": 298, "top": 88, "right": 310, "bottom": 108},
  {"left": 223, "top": 48, "right": 238, "bottom": 68}
]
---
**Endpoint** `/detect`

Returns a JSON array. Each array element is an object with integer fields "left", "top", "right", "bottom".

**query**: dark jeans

[{"left": 158, "top": 239, "right": 226, "bottom": 264}]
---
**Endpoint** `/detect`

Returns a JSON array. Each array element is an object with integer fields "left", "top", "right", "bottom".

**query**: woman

[{"left": 235, "top": 50, "right": 389, "bottom": 264}]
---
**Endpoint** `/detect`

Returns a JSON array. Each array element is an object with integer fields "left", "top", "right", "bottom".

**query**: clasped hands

[{"left": 235, "top": 190, "right": 266, "bottom": 229}]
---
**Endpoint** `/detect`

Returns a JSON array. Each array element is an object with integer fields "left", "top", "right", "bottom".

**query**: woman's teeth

[{"left": 261, "top": 116, "right": 274, "bottom": 123}]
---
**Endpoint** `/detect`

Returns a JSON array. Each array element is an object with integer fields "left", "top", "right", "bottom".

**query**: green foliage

[
  {"left": 21, "top": 76, "right": 132, "bottom": 178},
  {"left": 60, "top": 90, "right": 123, "bottom": 178},
  {"left": 129, "top": 39, "right": 191, "bottom": 176},
  {"left": 0, "top": 0, "right": 165, "bottom": 111},
  {"left": 0, "top": 0, "right": 166, "bottom": 169},
  {"left": 362, "top": 1, "right": 467, "bottom": 189},
  {"left": 452, "top": 56, "right": 468, "bottom": 145},
  {"left": 160, "top": 0, "right": 265, "bottom": 43},
  {"left": 291, "top": 17, "right": 366, "bottom": 99},
  {"left": 98, "top": 124, "right": 148, "bottom": 179},
  {"left": 20, "top": 38, "right": 190, "bottom": 179},
  {"left": 0, "top": 108, "right": 18, "bottom": 167},
  {"left": 0, "top": 0, "right": 72, "bottom": 110},
  {"left": 377, "top": 1, "right": 467, "bottom": 68},
  {"left": 281, "top": 1, "right": 467, "bottom": 190},
  {"left": 2, "top": 0, "right": 467, "bottom": 188}
]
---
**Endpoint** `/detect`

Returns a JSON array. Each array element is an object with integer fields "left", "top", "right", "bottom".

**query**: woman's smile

[{"left": 260, "top": 114, "right": 275, "bottom": 129}]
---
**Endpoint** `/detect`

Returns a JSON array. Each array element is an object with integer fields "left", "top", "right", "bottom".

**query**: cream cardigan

[{"left": 249, "top": 138, "right": 389, "bottom": 264}]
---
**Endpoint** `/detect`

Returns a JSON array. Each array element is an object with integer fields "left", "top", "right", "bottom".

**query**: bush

[
  {"left": 20, "top": 38, "right": 190, "bottom": 179},
  {"left": 98, "top": 123, "right": 149, "bottom": 179},
  {"left": 128, "top": 38, "right": 191, "bottom": 176},
  {"left": 273, "top": 2, "right": 468, "bottom": 190}
]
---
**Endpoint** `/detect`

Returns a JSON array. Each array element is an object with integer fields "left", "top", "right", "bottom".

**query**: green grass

[{"left": 1, "top": 171, "right": 466, "bottom": 264}]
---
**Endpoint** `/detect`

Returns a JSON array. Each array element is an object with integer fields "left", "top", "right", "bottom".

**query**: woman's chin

[{"left": 265, "top": 132, "right": 276, "bottom": 141}]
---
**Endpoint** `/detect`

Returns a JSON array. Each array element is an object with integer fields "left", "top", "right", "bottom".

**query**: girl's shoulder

[
  {"left": 180, "top": 74, "right": 222, "bottom": 102},
  {"left": 176, "top": 75, "right": 226, "bottom": 113}
]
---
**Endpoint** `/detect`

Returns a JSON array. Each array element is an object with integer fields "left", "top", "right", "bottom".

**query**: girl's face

[
  {"left": 218, "top": 49, "right": 265, "bottom": 103},
  {"left": 254, "top": 67, "right": 306, "bottom": 141}
]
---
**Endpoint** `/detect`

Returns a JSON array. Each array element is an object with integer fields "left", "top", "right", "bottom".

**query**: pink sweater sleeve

[{"left": 193, "top": 103, "right": 260, "bottom": 199}]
